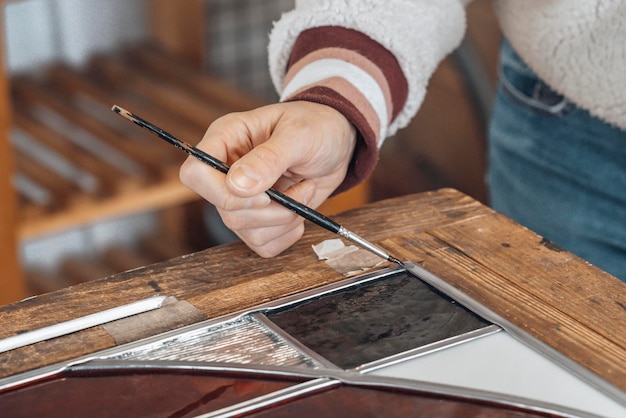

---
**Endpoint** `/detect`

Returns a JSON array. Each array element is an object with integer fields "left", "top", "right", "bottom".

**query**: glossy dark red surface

[
  {"left": 0, "top": 366, "right": 568, "bottom": 418},
  {"left": 0, "top": 368, "right": 301, "bottom": 418},
  {"left": 250, "top": 385, "right": 565, "bottom": 418}
]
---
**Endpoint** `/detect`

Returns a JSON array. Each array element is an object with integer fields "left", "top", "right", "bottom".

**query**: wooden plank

[
  {"left": 0, "top": 190, "right": 626, "bottom": 396},
  {"left": 0, "top": 13, "right": 25, "bottom": 304},
  {"left": 13, "top": 112, "right": 132, "bottom": 197},
  {"left": 0, "top": 189, "right": 493, "bottom": 378},
  {"left": 11, "top": 77, "right": 170, "bottom": 178},
  {"left": 429, "top": 214, "right": 626, "bottom": 350},
  {"left": 123, "top": 44, "right": 266, "bottom": 111},
  {"left": 46, "top": 63, "right": 201, "bottom": 156},
  {"left": 14, "top": 152, "right": 89, "bottom": 209},
  {"left": 383, "top": 232, "right": 626, "bottom": 393},
  {"left": 89, "top": 54, "right": 227, "bottom": 129},
  {"left": 18, "top": 175, "right": 198, "bottom": 240},
  {"left": 16, "top": 193, "right": 47, "bottom": 221},
  {"left": 0, "top": 191, "right": 611, "bottom": 395}
]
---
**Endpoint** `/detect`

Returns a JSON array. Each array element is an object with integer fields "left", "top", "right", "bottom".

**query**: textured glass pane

[{"left": 108, "top": 316, "right": 322, "bottom": 368}]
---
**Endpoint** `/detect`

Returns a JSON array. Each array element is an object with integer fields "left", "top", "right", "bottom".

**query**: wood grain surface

[{"left": 0, "top": 188, "right": 624, "bottom": 396}]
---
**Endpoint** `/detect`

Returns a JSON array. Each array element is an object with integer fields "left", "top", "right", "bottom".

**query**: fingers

[
  {"left": 220, "top": 180, "right": 315, "bottom": 228},
  {"left": 235, "top": 221, "right": 306, "bottom": 258},
  {"left": 179, "top": 101, "right": 356, "bottom": 258},
  {"left": 224, "top": 117, "right": 314, "bottom": 197},
  {"left": 219, "top": 101, "right": 356, "bottom": 199},
  {"left": 219, "top": 180, "right": 316, "bottom": 257},
  {"left": 180, "top": 153, "right": 271, "bottom": 211},
  {"left": 179, "top": 109, "right": 275, "bottom": 211},
  {"left": 227, "top": 144, "right": 293, "bottom": 196}
]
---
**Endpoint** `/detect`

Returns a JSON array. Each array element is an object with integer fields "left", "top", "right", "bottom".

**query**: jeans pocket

[{"left": 498, "top": 43, "right": 573, "bottom": 118}]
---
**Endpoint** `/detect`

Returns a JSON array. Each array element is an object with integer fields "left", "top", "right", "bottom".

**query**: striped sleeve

[
  {"left": 281, "top": 27, "right": 408, "bottom": 193},
  {"left": 269, "top": 0, "right": 468, "bottom": 192}
]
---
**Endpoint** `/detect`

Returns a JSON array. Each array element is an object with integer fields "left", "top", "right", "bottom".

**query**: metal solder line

[{"left": 112, "top": 105, "right": 403, "bottom": 264}]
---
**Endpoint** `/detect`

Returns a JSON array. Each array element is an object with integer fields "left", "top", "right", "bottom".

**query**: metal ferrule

[{"left": 338, "top": 226, "right": 390, "bottom": 260}]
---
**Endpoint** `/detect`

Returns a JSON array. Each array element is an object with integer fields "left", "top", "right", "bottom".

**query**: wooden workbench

[{"left": 1, "top": 188, "right": 625, "bottom": 396}]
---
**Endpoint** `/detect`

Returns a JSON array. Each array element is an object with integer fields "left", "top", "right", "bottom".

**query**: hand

[{"left": 179, "top": 101, "right": 357, "bottom": 257}]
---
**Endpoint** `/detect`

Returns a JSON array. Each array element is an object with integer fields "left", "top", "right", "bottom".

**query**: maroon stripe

[
  {"left": 284, "top": 86, "right": 379, "bottom": 194},
  {"left": 288, "top": 26, "right": 408, "bottom": 121}
]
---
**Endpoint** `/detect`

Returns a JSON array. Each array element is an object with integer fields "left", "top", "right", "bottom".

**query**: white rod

[{"left": 0, "top": 295, "right": 167, "bottom": 354}]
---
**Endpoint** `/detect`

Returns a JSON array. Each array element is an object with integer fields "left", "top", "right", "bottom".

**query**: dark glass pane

[{"left": 267, "top": 271, "right": 490, "bottom": 368}]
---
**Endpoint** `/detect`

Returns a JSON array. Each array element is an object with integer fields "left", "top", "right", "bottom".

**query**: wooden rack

[
  {"left": 0, "top": 0, "right": 269, "bottom": 303},
  {"left": 12, "top": 43, "right": 264, "bottom": 239},
  {"left": 11, "top": 43, "right": 265, "bottom": 293}
]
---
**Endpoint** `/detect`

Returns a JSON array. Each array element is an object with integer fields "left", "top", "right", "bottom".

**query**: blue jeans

[{"left": 487, "top": 40, "right": 626, "bottom": 282}]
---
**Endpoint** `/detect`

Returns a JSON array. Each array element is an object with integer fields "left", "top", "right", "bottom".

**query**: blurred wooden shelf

[
  {"left": 11, "top": 43, "right": 263, "bottom": 240},
  {"left": 0, "top": 0, "right": 229, "bottom": 303}
]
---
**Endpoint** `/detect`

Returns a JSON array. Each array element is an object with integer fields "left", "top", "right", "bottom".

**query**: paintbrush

[{"left": 112, "top": 105, "right": 403, "bottom": 266}]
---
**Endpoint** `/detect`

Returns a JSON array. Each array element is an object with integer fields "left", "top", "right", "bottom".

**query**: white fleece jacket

[
  {"left": 269, "top": 0, "right": 626, "bottom": 140},
  {"left": 495, "top": 1, "right": 626, "bottom": 131}
]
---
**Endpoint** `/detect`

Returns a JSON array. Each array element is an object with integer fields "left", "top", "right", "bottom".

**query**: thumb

[{"left": 226, "top": 141, "right": 297, "bottom": 197}]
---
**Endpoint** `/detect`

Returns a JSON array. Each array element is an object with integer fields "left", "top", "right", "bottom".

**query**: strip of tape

[
  {"left": 102, "top": 296, "right": 206, "bottom": 345},
  {"left": 312, "top": 238, "right": 384, "bottom": 275},
  {"left": 0, "top": 296, "right": 167, "bottom": 354}
]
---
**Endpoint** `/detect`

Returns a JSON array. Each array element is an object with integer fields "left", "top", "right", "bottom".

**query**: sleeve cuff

[{"left": 283, "top": 87, "right": 378, "bottom": 194}]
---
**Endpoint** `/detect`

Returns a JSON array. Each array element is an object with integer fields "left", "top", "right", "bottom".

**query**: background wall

[
  {"left": 5, "top": 0, "right": 147, "bottom": 72},
  {"left": 204, "top": 0, "right": 293, "bottom": 102}
]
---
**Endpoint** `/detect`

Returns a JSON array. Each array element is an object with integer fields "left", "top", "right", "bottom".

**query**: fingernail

[{"left": 229, "top": 164, "right": 261, "bottom": 191}]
